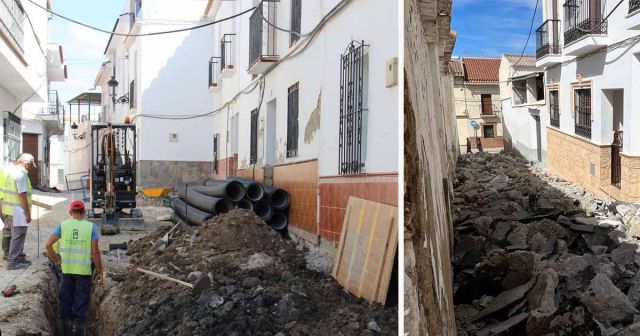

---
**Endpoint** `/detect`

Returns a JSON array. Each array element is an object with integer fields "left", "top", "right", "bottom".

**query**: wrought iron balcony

[
  {"left": 564, "top": 0, "right": 607, "bottom": 46},
  {"left": 536, "top": 19, "right": 561, "bottom": 58},
  {"left": 220, "top": 33, "right": 235, "bottom": 72},
  {"left": 248, "top": 2, "right": 279, "bottom": 74},
  {"left": 44, "top": 90, "right": 62, "bottom": 114},
  {"left": 0, "top": 0, "right": 25, "bottom": 54},
  {"left": 631, "top": 0, "right": 640, "bottom": 13}
]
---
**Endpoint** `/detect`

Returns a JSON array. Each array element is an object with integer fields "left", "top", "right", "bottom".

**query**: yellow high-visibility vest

[
  {"left": 1, "top": 165, "right": 32, "bottom": 216},
  {"left": 59, "top": 218, "right": 94, "bottom": 275}
]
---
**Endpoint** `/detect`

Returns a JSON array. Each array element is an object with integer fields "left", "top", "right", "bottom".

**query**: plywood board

[{"left": 332, "top": 196, "right": 398, "bottom": 304}]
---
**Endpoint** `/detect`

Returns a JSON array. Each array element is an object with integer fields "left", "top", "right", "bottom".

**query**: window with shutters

[
  {"left": 250, "top": 109, "right": 258, "bottom": 164},
  {"left": 290, "top": 0, "right": 301, "bottom": 45}
]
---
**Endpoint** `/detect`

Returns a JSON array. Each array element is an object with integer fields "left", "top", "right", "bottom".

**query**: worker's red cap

[{"left": 69, "top": 200, "right": 85, "bottom": 211}]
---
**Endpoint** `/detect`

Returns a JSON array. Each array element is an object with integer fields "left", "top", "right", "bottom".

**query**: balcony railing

[
  {"left": 0, "top": 0, "right": 25, "bottom": 54},
  {"left": 564, "top": 0, "right": 607, "bottom": 46},
  {"left": 631, "top": 0, "right": 640, "bottom": 13},
  {"left": 43, "top": 90, "right": 63, "bottom": 114},
  {"left": 220, "top": 34, "right": 235, "bottom": 71},
  {"left": 536, "top": 19, "right": 561, "bottom": 58},
  {"left": 249, "top": 3, "right": 278, "bottom": 71}
]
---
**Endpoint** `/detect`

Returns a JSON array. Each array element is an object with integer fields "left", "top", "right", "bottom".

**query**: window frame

[{"left": 250, "top": 109, "right": 258, "bottom": 164}]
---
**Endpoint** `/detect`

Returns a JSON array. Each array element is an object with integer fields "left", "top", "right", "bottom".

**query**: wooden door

[
  {"left": 22, "top": 133, "right": 39, "bottom": 187},
  {"left": 481, "top": 94, "right": 493, "bottom": 115}
]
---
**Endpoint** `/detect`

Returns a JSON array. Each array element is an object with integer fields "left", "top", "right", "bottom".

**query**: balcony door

[{"left": 481, "top": 94, "right": 493, "bottom": 115}]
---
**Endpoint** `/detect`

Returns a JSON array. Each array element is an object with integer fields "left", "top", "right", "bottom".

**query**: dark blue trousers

[{"left": 59, "top": 273, "right": 92, "bottom": 320}]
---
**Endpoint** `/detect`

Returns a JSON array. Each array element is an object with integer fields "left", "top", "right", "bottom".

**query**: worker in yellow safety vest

[
  {"left": 45, "top": 199, "right": 103, "bottom": 336},
  {"left": 3, "top": 153, "right": 35, "bottom": 269}
]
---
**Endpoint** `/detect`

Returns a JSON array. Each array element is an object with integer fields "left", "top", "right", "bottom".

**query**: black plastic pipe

[
  {"left": 171, "top": 198, "right": 213, "bottom": 226},
  {"left": 198, "top": 180, "right": 246, "bottom": 202},
  {"left": 227, "top": 176, "right": 264, "bottom": 202},
  {"left": 178, "top": 187, "right": 234, "bottom": 215},
  {"left": 267, "top": 212, "right": 288, "bottom": 230},
  {"left": 252, "top": 200, "right": 274, "bottom": 221},
  {"left": 236, "top": 199, "right": 253, "bottom": 211},
  {"left": 262, "top": 184, "right": 290, "bottom": 210}
]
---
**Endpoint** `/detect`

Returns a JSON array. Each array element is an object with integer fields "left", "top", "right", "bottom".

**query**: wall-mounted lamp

[
  {"left": 108, "top": 75, "right": 129, "bottom": 109},
  {"left": 70, "top": 122, "right": 85, "bottom": 140}
]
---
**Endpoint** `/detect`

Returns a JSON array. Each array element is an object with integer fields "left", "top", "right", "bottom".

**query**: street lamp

[
  {"left": 108, "top": 75, "right": 119, "bottom": 111},
  {"left": 70, "top": 122, "right": 84, "bottom": 140}
]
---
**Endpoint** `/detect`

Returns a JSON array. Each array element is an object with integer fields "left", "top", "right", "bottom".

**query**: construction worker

[
  {"left": 45, "top": 200, "right": 103, "bottom": 336},
  {"left": 3, "top": 153, "right": 36, "bottom": 270}
]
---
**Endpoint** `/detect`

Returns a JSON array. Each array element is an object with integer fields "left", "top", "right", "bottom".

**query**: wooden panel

[
  {"left": 332, "top": 197, "right": 398, "bottom": 304},
  {"left": 22, "top": 133, "right": 39, "bottom": 187}
]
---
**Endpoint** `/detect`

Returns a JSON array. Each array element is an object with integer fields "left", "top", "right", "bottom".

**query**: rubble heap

[
  {"left": 91, "top": 209, "right": 396, "bottom": 336},
  {"left": 453, "top": 152, "right": 640, "bottom": 336}
]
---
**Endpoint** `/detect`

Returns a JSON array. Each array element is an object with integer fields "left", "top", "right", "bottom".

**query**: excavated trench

[{"left": 34, "top": 210, "right": 397, "bottom": 336}]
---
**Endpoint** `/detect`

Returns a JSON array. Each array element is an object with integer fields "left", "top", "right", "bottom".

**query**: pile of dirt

[
  {"left": 452, "top": 152, "right": 640, "bottom": 335},
  {"left": 92, "top": 209, "right": 396, "bottom": 336}
]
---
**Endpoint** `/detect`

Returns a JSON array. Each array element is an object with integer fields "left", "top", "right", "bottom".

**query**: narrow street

[
  {"left": 0, "top": 191, "right": 168, "bottom": 336},
  {"left": 452, "top": 152, "right": 640, "bottom": 335}
]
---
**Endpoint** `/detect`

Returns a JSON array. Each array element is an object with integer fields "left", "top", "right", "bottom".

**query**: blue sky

[
  {"left": 47, "top": 0, "right": 123, "bottom": 102},
  {"left": 452, "top": 0, "right": 542, "bottom": 58}
]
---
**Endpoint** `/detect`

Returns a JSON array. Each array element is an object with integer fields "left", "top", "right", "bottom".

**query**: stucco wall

[
  {"left": 499, "top": 56, "right": 549, "bottom": 163},
  {"left": 404, "top": 0, "right": 457, "bottom": 334}
]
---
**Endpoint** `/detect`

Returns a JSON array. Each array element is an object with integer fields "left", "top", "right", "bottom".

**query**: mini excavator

[{"left": 87, "top": 123, "right": 142, "bottom": 234}]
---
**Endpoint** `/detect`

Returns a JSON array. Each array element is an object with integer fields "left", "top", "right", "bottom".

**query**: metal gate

[{"left": 611, "top": 130, "right": 623, "bottom": 188}]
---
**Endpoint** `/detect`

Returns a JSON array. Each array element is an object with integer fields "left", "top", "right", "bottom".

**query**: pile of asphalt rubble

[
  {"left": 89, "top": 209, "right": 396, "bottom": 336},
  {"left": 453, "top": 152, "right": 640, "bottom": 336}
]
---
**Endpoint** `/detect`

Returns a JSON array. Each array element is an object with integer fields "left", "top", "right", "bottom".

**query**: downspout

[{"left": 225, "top": 105, "right": 229, "bottom": 177}]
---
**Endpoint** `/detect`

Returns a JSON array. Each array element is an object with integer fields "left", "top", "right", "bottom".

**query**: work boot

[
  {"left": 62, "top": 319, "right": 74, "bottom": 336},
  {"left": 73, "top": 319, "right": 86, "bottom": 336},
  {"left": 6, "top": 262, "right": 29, "bottom": 270}
]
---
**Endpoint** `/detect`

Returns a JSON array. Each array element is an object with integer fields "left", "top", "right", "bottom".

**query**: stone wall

[
  {"left": 621, "top": 154, "right": 640, "bottom": 202},
  {"left": 137, "top": 160, "right": 212, "bottom": 188},
  {"left": 404, "top": 0, "right": 458, "bottom": 334},
  {"left": 547, "top": 127, "right": 611, "bottom": 198}
]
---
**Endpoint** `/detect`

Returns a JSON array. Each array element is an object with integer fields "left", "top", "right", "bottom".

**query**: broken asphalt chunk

[{"left": 473, "top": 278, "right": 536, "bottom": 321}]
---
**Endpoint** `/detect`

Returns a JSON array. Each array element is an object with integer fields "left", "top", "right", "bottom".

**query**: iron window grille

[
  {"left": 574, "top": 88, "right": 592, "bottom": 139},
  {"left": 129, "top": 80, "right": 136, "bottom": 108},
  {"left": 536, "top": 19, "right": 561, "bottom": 58},
  {"left": 339, "top": 40, "right": 369, "bottom": 175},
  {"left": 0, "top": 0, "right": 25, "bottom": 53},
  {"left": 3, "top": 111, "right": 21, "bottom": 162},
  {"left": 213, "top": 133, "right": 219, "bottom": 174},
  {"left": 631, "top": 0, "right": 640, "bottom": 13},
  {"left": 250, "top": 109, "right": 258, "bottom": 164},
  {"left": 286, "top": 83, "right": 299, "bottom": 158},
  {"left": 563, "top": 0, "right": 607, "bottom": 46},
  {"left": 208, "top": 57, "right": 220, "bottom": 88},
  {"left": 220, "top": 34, "right": 235, "bottom": 71},
  {"left": 249, "top": 1, "right": 278, "bottom": 68},
  {"left": 549, "top": 90, "right": 560, "bottom": 127},
  {"left": 290, "top": 0, "right": 301, "bottom": 46}
]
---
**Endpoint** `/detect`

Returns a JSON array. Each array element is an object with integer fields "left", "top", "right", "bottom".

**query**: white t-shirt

[{"left": 10, "top": 165, "right": 29, "bottom": 227}]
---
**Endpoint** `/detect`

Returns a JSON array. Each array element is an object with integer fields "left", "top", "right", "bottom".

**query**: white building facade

[
  {"left": 205, "top": 0, "right": 399, "bottom": 243},
  {"left": 93, "top": 0, "right": 217, "bottom": 188},
  {"left": 536, "top": 0, "right": 640, "bottom": 201},
  {"left": 499, "top": 54, "right": 548, "bottom": 163},
  {"left": 0, "top": 0, "right": 66, "bottom": 188}
]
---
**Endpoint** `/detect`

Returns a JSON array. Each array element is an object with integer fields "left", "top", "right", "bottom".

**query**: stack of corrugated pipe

[{"left": 170, "top": 176, "right": 290, "bottom": 231}]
